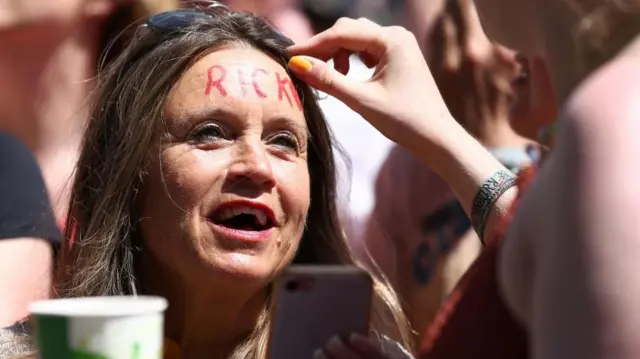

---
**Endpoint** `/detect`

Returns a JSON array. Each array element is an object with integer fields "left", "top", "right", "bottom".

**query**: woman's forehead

[{"left": 167, "top": 47, "right": 304, "bottom": 116}]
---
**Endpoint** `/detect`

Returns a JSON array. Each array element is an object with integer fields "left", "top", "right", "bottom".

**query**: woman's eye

[
  {"left": 190, "top": 123, "right": 227, "bottom": 143},
  {"left": 269, "top": 133, "right": 299, "bottom": 152}
]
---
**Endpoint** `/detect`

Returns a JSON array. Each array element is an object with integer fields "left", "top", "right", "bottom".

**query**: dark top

[{"left": 0, "top": 132, "right": 61, "bottom": 245}]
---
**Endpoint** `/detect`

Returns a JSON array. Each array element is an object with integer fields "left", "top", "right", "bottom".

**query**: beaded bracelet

[{"left": 471, "top": 170, "right": 517, "bottom": 243}]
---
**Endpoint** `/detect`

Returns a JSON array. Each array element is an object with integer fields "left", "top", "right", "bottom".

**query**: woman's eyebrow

[
  {"left": 165, "top": 108, "right": 309, "bottom": 141},
  {"left": 264, "top": 116, "right": 309, "bottom": 135},
  {"left": 162, "top": 107, "right": 236, "bottom": 139},
  {"left": 173, "top": 107, "right": 236, "bottom": 123}
]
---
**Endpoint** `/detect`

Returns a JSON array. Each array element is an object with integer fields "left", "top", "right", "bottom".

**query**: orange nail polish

[{"left": 288, "top": 56, "right": 312, "bottom": 72}]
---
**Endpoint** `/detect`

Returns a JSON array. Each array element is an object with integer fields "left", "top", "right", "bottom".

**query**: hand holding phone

[{"left": 314, "top": 332, "right": 404, "bottom": 359}]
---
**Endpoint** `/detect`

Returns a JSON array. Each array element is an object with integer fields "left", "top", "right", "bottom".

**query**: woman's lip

[
  {"left": 211, "top": 200, "right": 279, "bottom": 226},
  {"left": 208, "top": 222, "right": 274, "bottom": 242}
]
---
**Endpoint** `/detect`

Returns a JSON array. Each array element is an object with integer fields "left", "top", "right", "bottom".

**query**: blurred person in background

[
  {"left": 510, "top": 55, "right": 557, "bottom": 142},
  {"left": 0, "top": 0, "right": 177, "bottom": 221},
  {"left": 403, "top": 0, "right": 446, "bottom": 55},
  {"left": 0, "top": 0, "right": 176, "bottom": 349},
  {"left": 222, "top": 0, "right": 313, "bottom": 42},
  {"left": 405, "top": 0, "right": 557, "bottom": 147},
  {"left": 418, "top": 0, "right": 640, "bottom": 356},
  {"left": 0, "top": 132, "right": 59, "bottom": 354},
  {"left": 363, "top": 0, "right": 551, "bottom": 338},
  {"left": 351, "top": 0, "right": 405, "bottom": 27}
]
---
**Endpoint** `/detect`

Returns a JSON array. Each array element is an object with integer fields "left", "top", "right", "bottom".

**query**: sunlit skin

[
  {"left": 141, "top": 47, "right": 309, "bottom": 283},
  {"left": 138, "top": 47, "right": 310, "bottom": 356}
]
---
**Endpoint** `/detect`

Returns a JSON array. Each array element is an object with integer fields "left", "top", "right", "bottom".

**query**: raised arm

[
  {"left": 0, "top": 239, "right": 52, "bottom": 326},
  {"left": 287, "top": 18, "right": 515, "bottom": 241}
]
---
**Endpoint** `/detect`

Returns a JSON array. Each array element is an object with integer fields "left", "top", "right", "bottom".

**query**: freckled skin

[{"left": 139, "top": 47, "right": 310, "bottom": 288}]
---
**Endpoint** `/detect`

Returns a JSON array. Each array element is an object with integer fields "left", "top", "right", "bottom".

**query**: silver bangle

[{"left": 471, "top": 170, "right": 517, "bottom": 243}]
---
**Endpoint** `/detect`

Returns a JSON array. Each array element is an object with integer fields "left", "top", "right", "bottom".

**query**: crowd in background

[
  {"left": 0, "top": 0, "right": 464, "bottom": 332},
  {"left": 1, "top": 0, "right": 640, "bottom": 358}
]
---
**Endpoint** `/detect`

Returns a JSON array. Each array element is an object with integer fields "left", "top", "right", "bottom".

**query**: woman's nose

[{"left": 227, "top": 140, "right": 276, "bottom": 190}]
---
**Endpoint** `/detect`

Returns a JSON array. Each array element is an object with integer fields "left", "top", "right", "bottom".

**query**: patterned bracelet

[{"left": 471, "top": 170, "right": 517, "bottom": 243}]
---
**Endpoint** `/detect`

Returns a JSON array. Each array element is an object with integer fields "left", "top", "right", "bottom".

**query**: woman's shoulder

[{"left": 563, "top": 43, "right": 640, "bottom": 139}]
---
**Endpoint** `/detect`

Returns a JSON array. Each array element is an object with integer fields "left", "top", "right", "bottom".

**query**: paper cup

[{"left": 30, "top": 296, "right": 168, "bottom": 359}]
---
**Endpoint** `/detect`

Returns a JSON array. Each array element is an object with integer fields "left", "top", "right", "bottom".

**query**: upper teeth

[{"left": 218, "top": 205, "right": 268, "bottom": 226}]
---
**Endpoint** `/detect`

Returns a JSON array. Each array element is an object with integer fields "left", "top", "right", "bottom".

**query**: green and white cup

[{"left": 30, "top": 296, "right": 168, "bottom": 359}]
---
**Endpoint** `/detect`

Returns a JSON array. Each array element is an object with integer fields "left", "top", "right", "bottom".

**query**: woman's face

[
  {"left": 140, "top": 47, "right": 310, "bottom": 287},
  {"left": 510, "top": 55, "right": 558, "bottom": 138}
]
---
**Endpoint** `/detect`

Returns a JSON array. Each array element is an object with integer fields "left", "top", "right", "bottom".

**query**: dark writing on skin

[
  {"left": 204, "top": 65, "right": 302, "bottom": 111},
  {"left": 413, "top": 200, "right": 471, "bottom": 285}
]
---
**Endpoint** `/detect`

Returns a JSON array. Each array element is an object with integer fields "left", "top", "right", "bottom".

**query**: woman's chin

[{"left": 206, "top": 252, "right": 284, "bottom": 284}]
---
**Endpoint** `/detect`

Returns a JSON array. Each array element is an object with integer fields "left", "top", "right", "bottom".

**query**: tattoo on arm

[
  {"left": 413, "top": 241, "right": 433, "bottom": 285},
  {"left": 413, "top": 201, "right": 471, "bottom": 285}
]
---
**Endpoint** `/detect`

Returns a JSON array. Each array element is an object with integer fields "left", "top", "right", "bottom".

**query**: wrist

[
  {"left": 404, "top": 114, "right": 511, "bottom": 200},
  {"left": 399, "top": 115, "right": 483, "bottom": 177}
]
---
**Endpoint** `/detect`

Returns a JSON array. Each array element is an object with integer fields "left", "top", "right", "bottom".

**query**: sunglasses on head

[
  {"left": 137, "top": 1, "right": 229, "bottom": 35},
  {"left": 129, "top": 0, "right": 287, "bottom": 55}
]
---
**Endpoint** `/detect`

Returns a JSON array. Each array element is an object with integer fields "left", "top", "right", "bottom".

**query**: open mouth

[{"left": 210, "top": 205, "right": 275, "bottom": 232}]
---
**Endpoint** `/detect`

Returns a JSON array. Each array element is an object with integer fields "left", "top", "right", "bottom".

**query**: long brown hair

[{"left": 57, "top": 5, "right": 413, "bottom": 358}]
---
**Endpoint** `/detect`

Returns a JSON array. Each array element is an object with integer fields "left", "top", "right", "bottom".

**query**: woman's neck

[
  {"left": 139, "top": 254, "right": 268, "bottom": 358},
  {"left": 167, "top": 288, "right": 267, "bottom": 358},
  {"left": 0, "top": 23, "right": 99, "bottom": 218},
  {"left": 474, "top": 115, "right": 535, "bottom": 149},
  {"left": 468, "top": 96, "right": 534, "bottom": 149}
]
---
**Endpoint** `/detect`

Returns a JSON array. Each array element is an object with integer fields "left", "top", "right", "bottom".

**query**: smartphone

[{"left": 266, "top": 265, "right": 373, "bottom": 359}]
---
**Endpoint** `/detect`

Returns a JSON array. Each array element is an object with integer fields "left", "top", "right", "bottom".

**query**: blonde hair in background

[{"left": 567, "top": 0, "right": 640, "bottom": 72}]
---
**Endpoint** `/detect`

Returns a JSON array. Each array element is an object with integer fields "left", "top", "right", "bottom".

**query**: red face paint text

[{"left": 203, "top": 64, "right": 302, "bottom": 111}]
